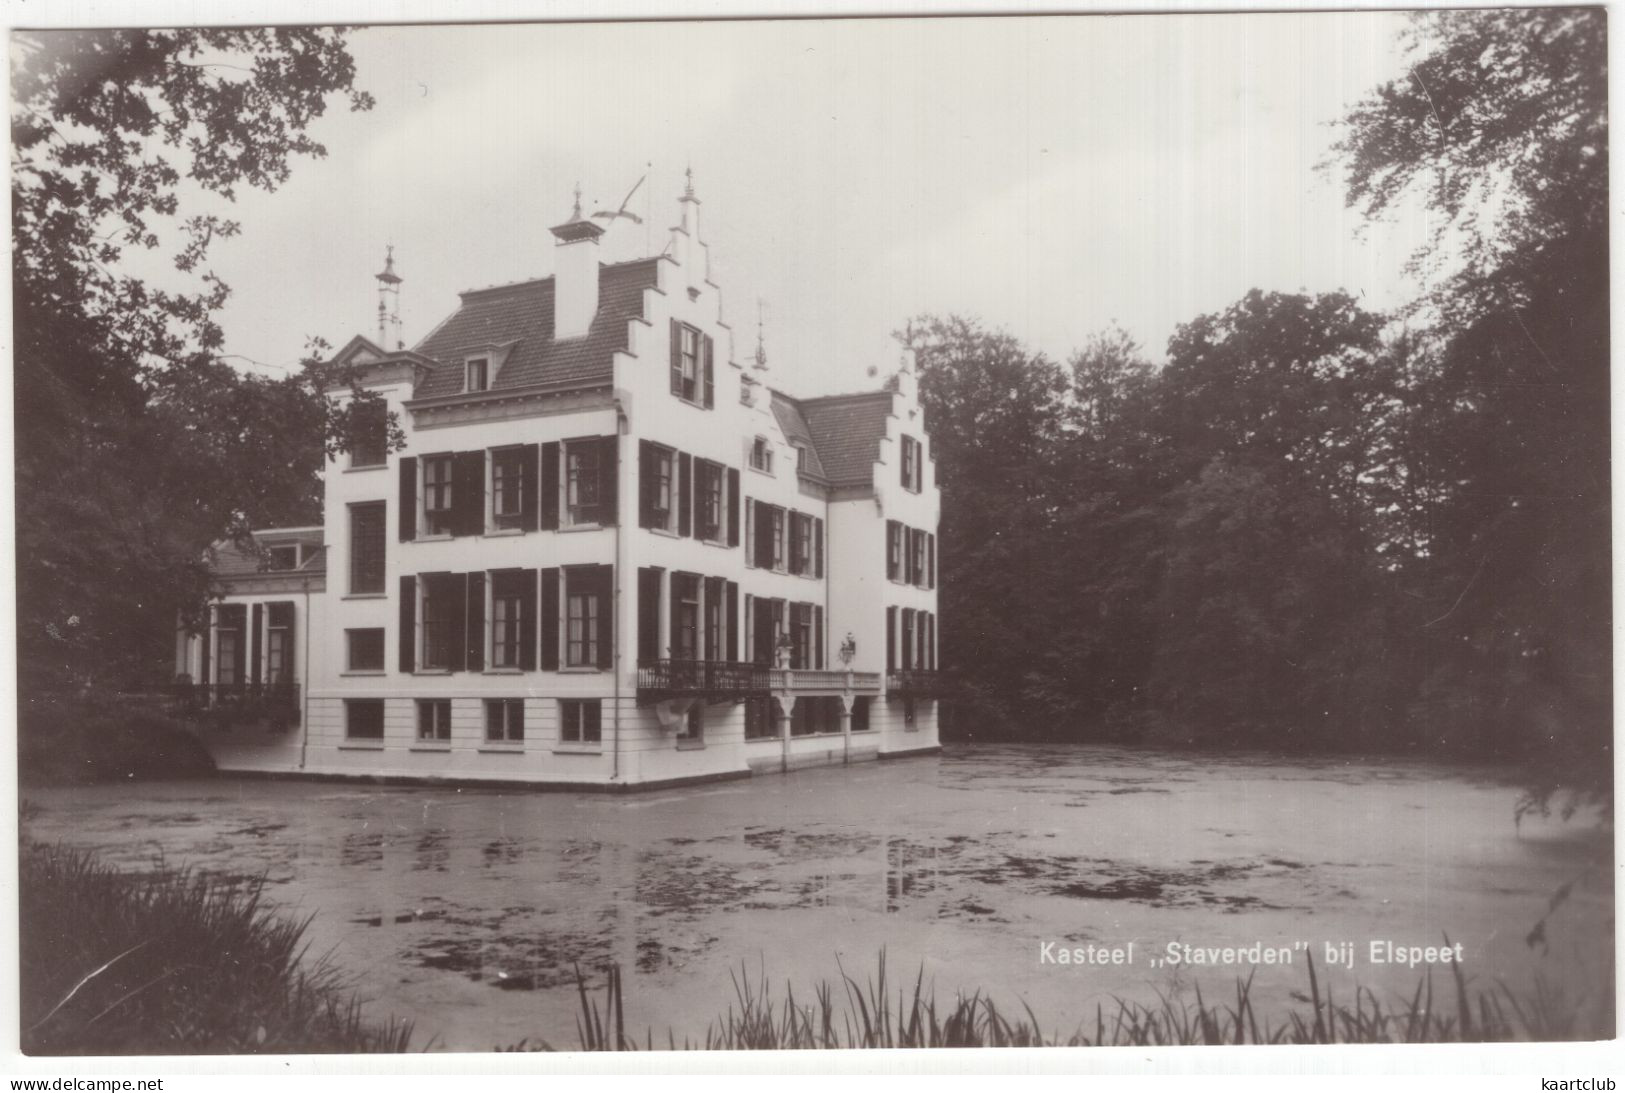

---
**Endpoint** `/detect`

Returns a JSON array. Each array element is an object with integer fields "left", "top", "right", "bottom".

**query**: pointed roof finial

[
  {"left": 375, "top": 243, "right": 401, "bottom": 285},
  {"left": 571, "top": 182, "right": 583, "bottom": 220},
  {"left": 684, "top": 166, "right": 695, "bottom": 200},
  {"left": 754, "top": 298, "right": 769, "bottom": 370}
]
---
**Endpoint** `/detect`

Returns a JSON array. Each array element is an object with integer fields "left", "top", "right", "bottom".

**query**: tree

[
  {"left": 1332, "top": 9, "right": 1610, "bottom": 812},
  {"left": 12, "top": 28, "right": 377, "bottom": 692}
]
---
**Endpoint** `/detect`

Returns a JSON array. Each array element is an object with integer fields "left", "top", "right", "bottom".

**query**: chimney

[{"left": 549, "top": 185, "right": 605, "bottom": 340}]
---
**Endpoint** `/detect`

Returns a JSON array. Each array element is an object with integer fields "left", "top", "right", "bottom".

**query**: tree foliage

[
  {"left": 12, "top": 28, "right": 376, "bottom": 691},
  {"left": 909, "top": 9, "right": 1608, "bottom": 812}
]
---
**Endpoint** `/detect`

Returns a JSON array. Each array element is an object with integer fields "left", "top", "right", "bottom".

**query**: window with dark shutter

[
  {"left": 814, "top": 518, "right": 824, "bottom": 578},
  {"left": 540, "top": 568, "right": 560, "bottom": 670},
  {"left": 886, "top": 606, "right": 897, "bottom": 673},
  {"left": 814, "top": 605, "right": 824, "bottom": 669},
  {"left": 927, "top": 532, "right": 936, "bottom": 588},
  {"left": 901, "top": 608, "right": 916, "bottom": 671},
  {"left": 887, "top": 521, "right": 902, "bottom": 581},
  {"left": 453, "top": 451, "right": 485, "bottom": 537},
  {"left": 266, "top": 602, "right": 295, "bottom": 686},
  {"left": 491, "top": 448, "right": 526, "bottom": 530},
  {"left": 725, "top": 581, "right": 739, "bottom": 662},
  {"left": 491, "top": 569, "right": 526, "bottom": 669},
  {"left": 520, "top": 445, "right": 540, "bottom": 531},
  {"left": 677, "top": 452, "right": 692, "bottom": 537},
  {"left": 670, "top": 572, "right": 699, "bottom": 661},
  {"left": 744, "top": 499, "right": 756, "bottom": 566},
  {"left": 519, "top": 569, "right": 538, "bottom": 670},
  {"left": 670, "top": 319, "right": 685, "bottom": 397},
  {"left": 399, "top": 576, "right": 416, "bottom": 672},
  {"left": 249, "top": 604, "right": 262, "bottom": 686},
  {"left": 598, "top": 434, "right": 619, "bottom": 526},
  {"left": 702, "top": 335, "right": 715, "bottom": 408},
  {"left": 727, "top": 468, "right": 740, "bottom": 547},
  {"left": 703, "top": 576, "right": 724, "bottom": 661},
  {"left": 638, "top": 567, "right": 661, "bottom": 664},
  {"left": 465, "top": 572, "right": 486, "bottom": 671},
  {"left": 399, "top": 457, "right": 418, "bottom": 541},
  {"left": 541, "top": 442, "right": 560, "bottom": 530}
]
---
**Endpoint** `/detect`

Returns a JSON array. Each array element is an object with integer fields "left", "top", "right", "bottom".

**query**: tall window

[
  {"left": 466, "top": 358, "right": 489, "bottom": 393},
  {"left": 485, "top": 699, "right": 524, "bottom": 743},
  {"left": 750, "top": 436, "right": 773, "bottom": 473},
  {"left": 349, "top": 401, "right": 388, "bottom": 468},
  {"left": 422, "top": 455, "right": 455, "bottom": 536},
  {"left": 566, "top": 439, "right": 604, "bottom": 525},
  {"left": 911, "top": 529, "right": 927, "bottom": 587},
  {"left": 417, "top": 698, "right": 452, "bottom": 741},
  {"left": 490, "top": 576, "right": 524, "bottom": 669},
  {"left": 266, "top": 603, "right": 293, "bottom": 685},
  {"left": 347, "top": 628, "right": 384, "bottom": 671},
  {"left": 567, "top": 584, "right": 601, "bottom": 667},
  {"left": 703, "top": 589, "right": 722, "bottom": 662},
  {"left": 674, "top": 325, "right": 700, "bottom": 402},
  {"left": 345, "top": 699, "right": 384, "bottom": 740},
  {"left": 491, "top": 448, "right": 525, "bottom": 530},
  {"left": 648, "top": 446, "right": 674, "bottom": 529},
  {"left": 349, "top": 502, "right": 385, "bottom": 593},
  {"left": 421, "top": 579, "right": 455, "bottom": 670},
  {"left": 887, "top": 521, "right": 903, "bottom": 582},
  {"left": 697, "top": 460, "right": 723, "bottom": 541},
  {"left": 672, "top": 574, "right": 700, "bottom": 661},
  {"left": 560, "top": 699, "right": 601, "bottom": 744},
  {"left": 790, "top": 513, "right": 812, "bottom": 575},
  {"left": 770, "top": 508, "right": 786, "bottom": 572},
  {"left": 216, "top": 624, "right": 240, "bottom": 686}
]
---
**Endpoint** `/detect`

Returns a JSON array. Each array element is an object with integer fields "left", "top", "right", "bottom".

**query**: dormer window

[
  {"left": 793, "top": 444, "right": 807, "bottom": 472},
  {"left": 466, "top": 357, "right": 489, "bottom": 393},
  {"left": 267, "top": 544, "right": 300, "bottom": 570},
  {"left": 750, "top": 436, "right": 773, "bottom": 474}
]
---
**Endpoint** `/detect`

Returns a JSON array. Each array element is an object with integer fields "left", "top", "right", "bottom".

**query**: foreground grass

[
  {"left": 20, "top": 844, "right": 412, "bottom": 1054},
  {"left": 507, "top": 949, "right": 1604, "bottom": 1050}
]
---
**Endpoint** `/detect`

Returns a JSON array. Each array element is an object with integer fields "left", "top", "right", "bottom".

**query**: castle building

[{"left": 176, "top": 180, "right": 941, "bottom": 789}]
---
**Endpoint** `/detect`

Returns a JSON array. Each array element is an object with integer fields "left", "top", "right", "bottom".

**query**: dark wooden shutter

[
  {"left": 928, "top": 613, "right": 936, "bottom": 670},
  {"left": 452, "top": 452, "right": 484, "bottom": 537},
  {"left": 519, "top": 568, "right": 538, "bottom": 670},
  {"left": 814, "top": 518, "right": 824, "bottom": 578},
  {"left": 541, "top": 442, "right": 560, "bottom": 530},
  {"left": 726, "top": 581, "right": 739, "bottom": 661},
  {"left": 638, "top": 567, "right": 661, "bottom": 663},
  {"left": 743, "top": 593, "right": 754, "bottom": 666},
  {"left": 903, "top": 608, "right": 917, "bottom": 670},
  {"left": 399, "top": 457, "right": 417, "bottom": 541},
  {"left": 200, "top": 606, "right": 213, "bottom": 685},
  {"left": 885, "top": 521, "right": 897, "bottom": 580},
  {"left": 702, "top": 335, "right": 715, "bottom": 408},
  {"left": 727, "top": 469, "right": 740, "bottom": 546},
  {"left": 519, "top": 445, "right": 540, "bottom": 532},
  {"left": 638, "top": 441, "right": 655, "bottom": 528},
  {"left": 886, "top": 606, "right": 896, "bottom": 673},
  {"left": 399, "top": 576, "right": 416, "bottom": 672},
  {"left": 595, "top": 564, "right": 615, "bottom": 670},
  {"left": 677, "top": 452, "right": 692, "bottom": 537},
  {"left": 448, "top": 573, "right": 470, "bottom": 670},
  {"left": 250, "top": 604, "right": 262, "bottom": 686},
  {"left": 465, "top": 572, "right": 486, "bottom": 671},
  {"left": 927, "top": 533, "right": 935, "bottom": 588},
  {"left": 814, "top": 605, "right": 824, "bottom": 669},
  {"left": 668, "top": 573, "right": 682, "bottom": 660},
  {"left": 670, "top": 319, "right": 684, "bottom": 396},
  {"left": 755, "top": 503, "right": 774, "bottom": 568},
  {"left": 540, "top": 567, "right": 560, "bottom": 670},
  {"left": 599, "top": 434, "right": 619, "bottom": 526}
]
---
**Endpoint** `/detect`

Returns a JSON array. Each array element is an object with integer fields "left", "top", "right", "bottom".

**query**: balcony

[
  {"left": 636, "top": 662, "right": 886, "bottom": 704},
  {"left": 887, "top": 670, "right": 941, "bottom": 698},
  {"left": 636, "top": 660, "right": 765, "bottom": 704},
  {"left": 169, "top": 682, "right": 301, "bottom": 728}
]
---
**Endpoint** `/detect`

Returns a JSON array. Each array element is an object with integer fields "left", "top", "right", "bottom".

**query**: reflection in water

[{"left": 885, "top": 836, "right": 941, "bottom": 913}]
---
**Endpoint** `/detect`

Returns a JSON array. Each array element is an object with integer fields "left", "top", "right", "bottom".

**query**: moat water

[{"left": 22, "top": 744, "right": 1612, "bottom": 1049}]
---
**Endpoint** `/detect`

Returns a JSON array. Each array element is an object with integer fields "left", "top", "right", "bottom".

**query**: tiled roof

[
  {"left": 411, "top": 258, "right": 661, "bottom": 398},
  {"left": 768, "top": 392, "right": 827, "bottom": 480},
  {"left": 779, "top": 389, "right": 896, "bottom": 487},
  {"left": 209, "top": 531, "right": 326, "bottom": 579}
]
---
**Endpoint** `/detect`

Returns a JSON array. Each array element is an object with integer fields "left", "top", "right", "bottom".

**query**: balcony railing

[
  {"left": 887, "top": 670, "right": 941, "bottom": 697},
  {"left": 636, "top": 662, "right": 886, "bottom": 703},
  {"left": 169, "top": 682, "right": 301, "bottom": 728},
  {"left": 636, "top": 659, "right": 765, "bottom": 703}
]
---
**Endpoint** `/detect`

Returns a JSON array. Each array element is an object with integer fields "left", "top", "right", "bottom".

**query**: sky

[{"left": 130, "top": 12, "right": 1431, "bottom": 398}]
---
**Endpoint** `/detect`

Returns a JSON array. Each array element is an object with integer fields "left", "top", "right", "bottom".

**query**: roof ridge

[{"left": 458, "top": 256, "right": 663, "bottom": 300}]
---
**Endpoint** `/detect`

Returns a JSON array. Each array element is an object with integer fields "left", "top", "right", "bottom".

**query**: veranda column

[
  {"left": 774, "top": 694, "right": 796, "bottom": 773},
  {"left": 839, "top": 693, "right": 855, "bottom": 765}
]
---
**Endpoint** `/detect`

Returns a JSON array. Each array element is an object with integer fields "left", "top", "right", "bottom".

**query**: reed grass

[
  {"left": 20, "top": 843, "right": 413, "bottom": 1054},
  {"left": 528, "top": 948, "right": 1596, "bottom": 1050}
]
